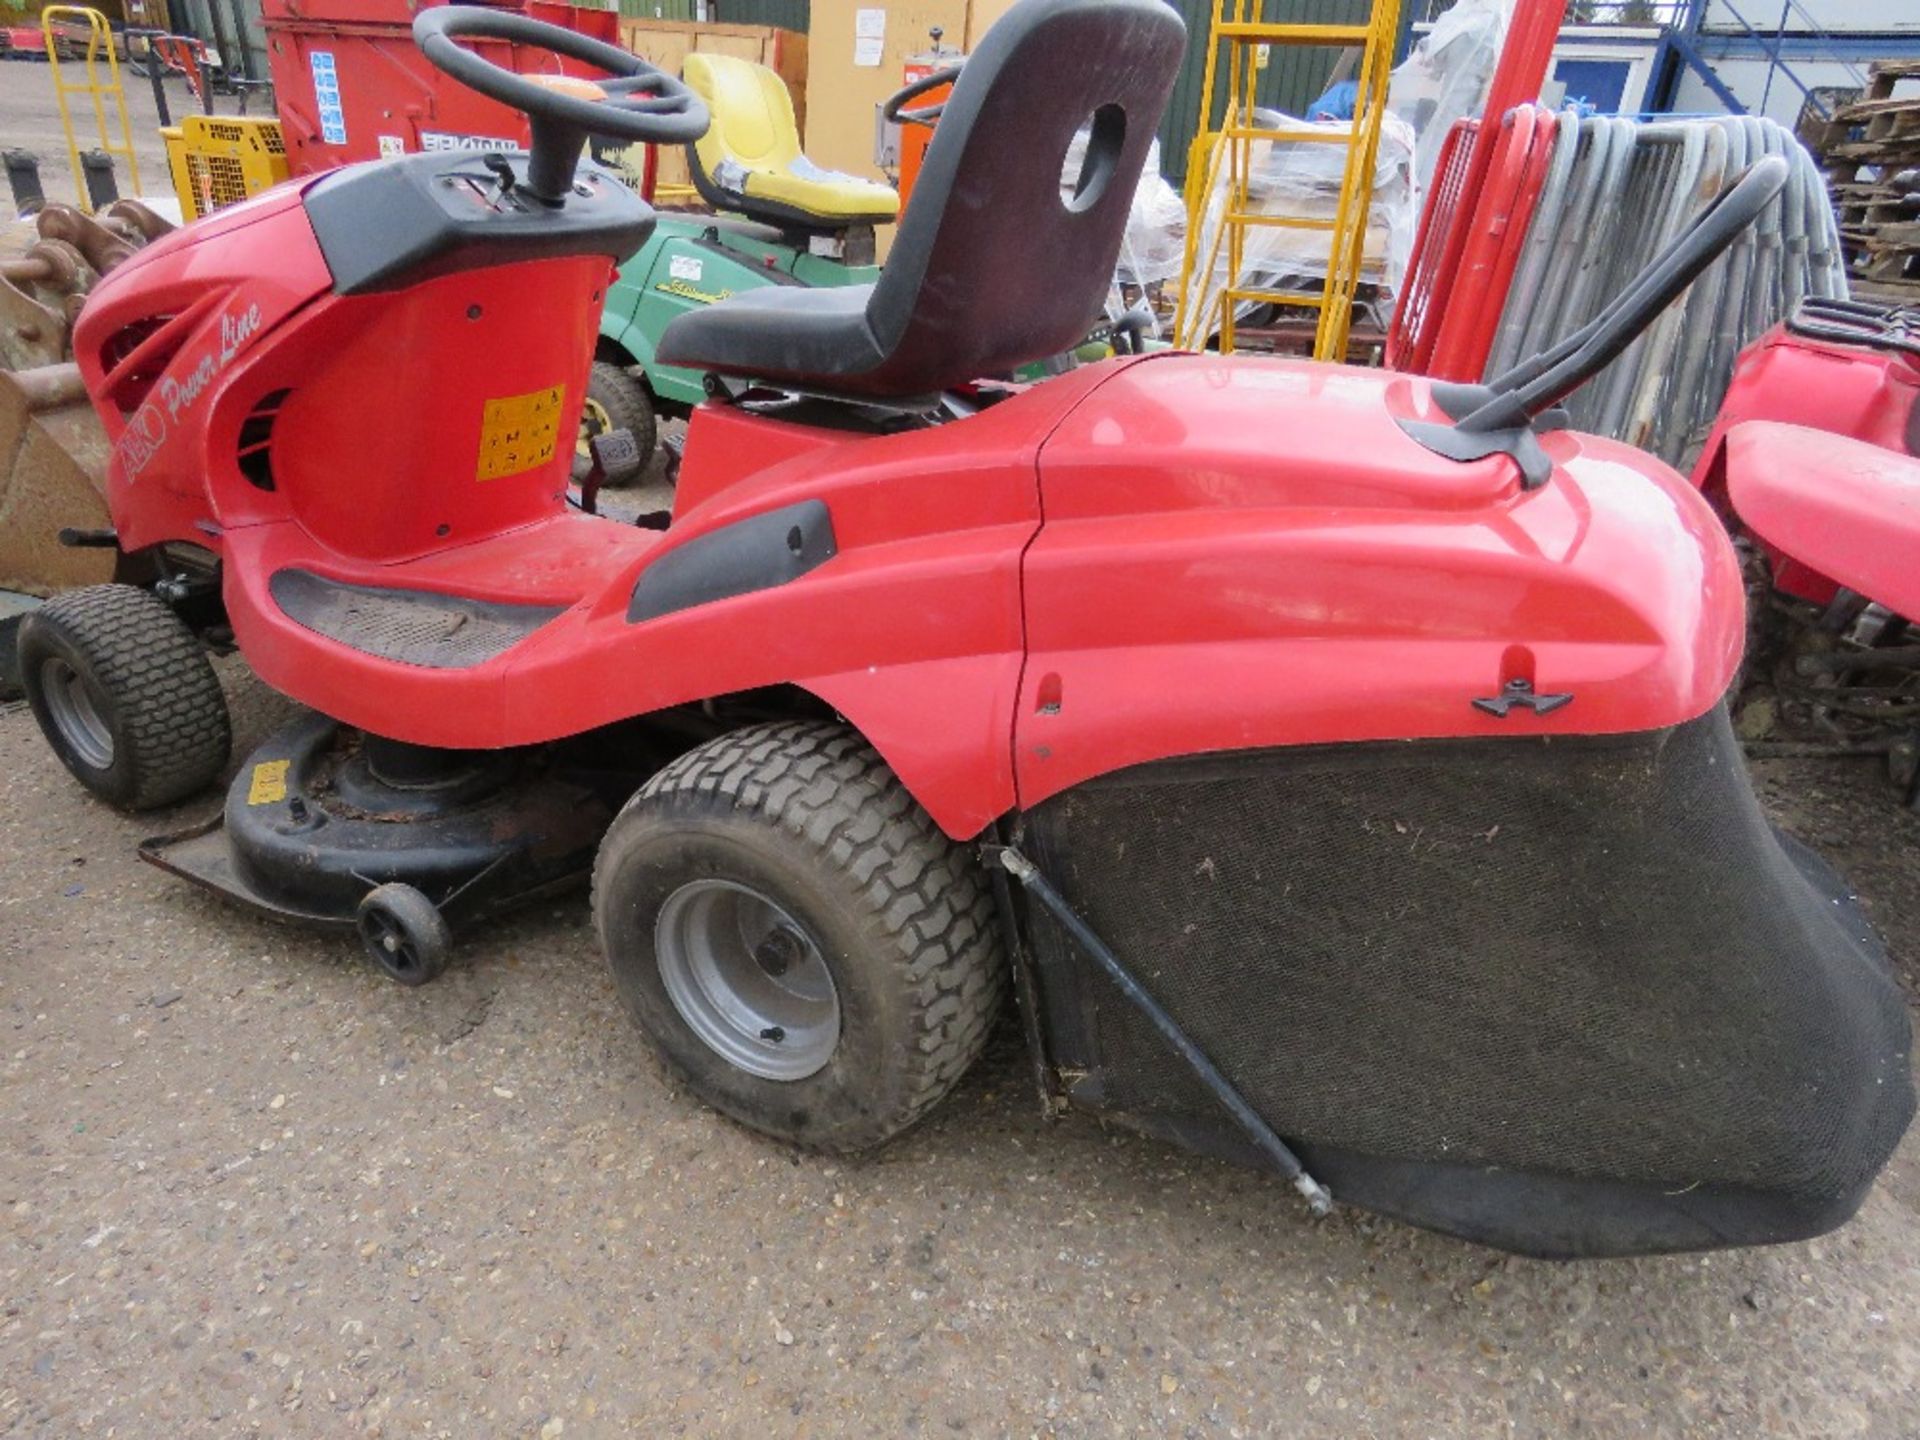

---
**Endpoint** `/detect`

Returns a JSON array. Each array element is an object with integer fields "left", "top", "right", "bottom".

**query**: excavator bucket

[
  {"left": 0, "top": 363, "right": 113, "bottom": 693},
  {"left": 0, "top": 201, "right": 171, "bottom": 692}
]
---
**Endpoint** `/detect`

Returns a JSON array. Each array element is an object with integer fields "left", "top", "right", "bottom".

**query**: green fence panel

[
  {"left": 712, "top": 0, "right": 811, "bottom": 28},
  {"left": 618, "top": 0, "right": 699, "bottom": 18}
]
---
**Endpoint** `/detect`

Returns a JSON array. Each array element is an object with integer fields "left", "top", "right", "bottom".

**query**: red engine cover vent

[
  {"left": 97, "top": 291, "right": 223, "bottom": 418},
  {"left": 236, "top": 388, "right": 293, "bottom": 492}
]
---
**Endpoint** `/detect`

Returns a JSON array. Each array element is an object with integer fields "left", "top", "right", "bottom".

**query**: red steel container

[{"left": 262, "top": 0, "right": 646, "bottom": 189}]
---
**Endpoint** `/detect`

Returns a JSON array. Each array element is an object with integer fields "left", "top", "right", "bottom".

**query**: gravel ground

[{"left": 3, "top": 661, "right": 1919, "bottom": 1439}]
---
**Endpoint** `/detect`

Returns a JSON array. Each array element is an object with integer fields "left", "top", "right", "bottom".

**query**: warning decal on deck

[
  {"left": 476, "top": 384, "right": 566, "bottom": 481},
  {"left": 247, "top": 760, "right": 291, "bottom": 806}
]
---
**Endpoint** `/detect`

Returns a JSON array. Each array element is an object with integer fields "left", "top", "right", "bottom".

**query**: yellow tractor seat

[{"left": 682, "top": 51, "right": 900, "bottom": 233}]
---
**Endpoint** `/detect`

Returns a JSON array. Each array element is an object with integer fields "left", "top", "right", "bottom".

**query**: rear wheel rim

[
  {"left": 39, "top": 657, "right": 114, "bottom": 770},
  {"left": 655, "top": 879, "right": 840, "bottom": 1081}
]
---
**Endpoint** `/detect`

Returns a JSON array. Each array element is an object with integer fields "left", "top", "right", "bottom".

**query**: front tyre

[
  {"left": 19, "top": 584, "right": 231, "bottom": 811},
  {"left": 593, "top": 722, "right": 1005, "bottom": 1153}
]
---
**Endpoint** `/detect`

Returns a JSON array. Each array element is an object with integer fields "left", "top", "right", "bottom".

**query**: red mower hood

[
  {"left": 1039, "top": 352, "right": 1521, "bottom": 519},
  {"left": 1017, "top": 351, "right": 1746, "bottom": 799},
  {"left": 1728, "top": 420, "right": 1920, "bottom": 619}
]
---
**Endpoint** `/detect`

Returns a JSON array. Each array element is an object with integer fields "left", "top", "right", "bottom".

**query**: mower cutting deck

[{"left": 15, "top": 0, "right": 1912, "bottom": 1259}]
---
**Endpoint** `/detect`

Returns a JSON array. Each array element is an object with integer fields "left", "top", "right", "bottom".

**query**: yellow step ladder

[
  {"left": 42, "top": 5, "right": 145, "bottom": 212},
  {"left": 1173, "top": 0, "right": 1403, "bottom": 361}
]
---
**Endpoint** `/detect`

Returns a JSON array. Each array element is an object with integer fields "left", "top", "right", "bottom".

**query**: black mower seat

[
  {"left": 654, "top": 0, "right": 1185, "bottom": 400},
  {"left": 666, "top": 282, "right": 879, "bottom": 378}
]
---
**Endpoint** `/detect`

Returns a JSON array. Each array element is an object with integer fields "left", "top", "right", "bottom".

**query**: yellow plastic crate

[{"left": 163, "top": 115, "right": 288, "bottom": 221}]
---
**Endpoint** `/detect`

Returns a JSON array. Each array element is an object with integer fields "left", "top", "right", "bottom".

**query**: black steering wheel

[
  {"left": 882, "top": 64, "right": 963, "bottom": 129},
  {"left": 413, "top": 7, "right": 708, "bottom": 206}
]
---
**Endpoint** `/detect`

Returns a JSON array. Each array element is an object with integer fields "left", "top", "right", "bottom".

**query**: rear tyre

[
  {"left": 19, "top": 583, "right": 230, "bottom": 811},
  {"left": 593, "top": 721, "right": 1005, "bottom": 1153},
  {"left": 356, "top": 883, "right": 452, "bottom": 986},
  {"left": 574, "top": 361, "right": 656, "bottom": 487}
]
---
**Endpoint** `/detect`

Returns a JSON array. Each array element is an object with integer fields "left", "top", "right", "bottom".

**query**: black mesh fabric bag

[{"left": 1020, "top": 703, "right": 1914, "bottom": 1257}]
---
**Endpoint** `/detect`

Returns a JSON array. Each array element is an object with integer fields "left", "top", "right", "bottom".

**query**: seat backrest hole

[{"left": 1063, "top": 103, "right": 1126, "bottom": 214}]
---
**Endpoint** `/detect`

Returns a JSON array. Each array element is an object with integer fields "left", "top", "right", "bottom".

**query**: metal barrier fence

[
  {"left": 1383, "top": 113, "right": 1475, "bottom": 372},
  {"left": 1482, "top": 109, "right": 1846, "bottom": 465}
]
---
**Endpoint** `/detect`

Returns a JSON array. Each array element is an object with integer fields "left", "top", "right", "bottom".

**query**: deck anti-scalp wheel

[
  {"left": 19, "top": 583, "right": 231, "bottom": 811},
  {"left": 573, "top": 361, "right": 656, "bottom": 487},
  {"left": 592, "top": 721, "right": 1006, "bottom": 1152},
  {"left": 356, "top": 883, "right": 452, "bottom": 987}
]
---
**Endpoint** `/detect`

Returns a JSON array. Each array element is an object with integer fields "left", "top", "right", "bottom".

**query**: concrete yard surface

[
  {"left": 2, "top": 663, "right": 1919, "bottom": 1439},
  {"left": 2, "top": 55, "right": 235, "bottom": 212}
]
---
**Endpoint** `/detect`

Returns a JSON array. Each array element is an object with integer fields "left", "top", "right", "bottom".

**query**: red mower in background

[
  {"left": 16, "top": 0, "right": 1913, "bottom": 1260},
  {"left": 1691, "top": 297, "right": 1920, "bottom": 807}
]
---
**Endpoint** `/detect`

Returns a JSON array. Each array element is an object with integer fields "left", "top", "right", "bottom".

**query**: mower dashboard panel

[{"left": 303, "top": 152, "right": 656, "bottom": 296}]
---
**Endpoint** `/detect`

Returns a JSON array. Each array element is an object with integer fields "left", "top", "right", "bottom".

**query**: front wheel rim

[
  {"left": 655, "top": 879, "right": 841, "bottom": 1081},
  {"left": 576, "top": 395, "right": 612, "bottom": 461},
  {"left": 360, "top": 907, "right": 423, "bottom": 978},
  {"left": 39, "top": 657, "right": 114, "bottom": 770}
]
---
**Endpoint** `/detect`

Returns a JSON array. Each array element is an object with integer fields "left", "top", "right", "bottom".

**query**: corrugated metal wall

[
  {"left": 174, "top": 0, "right": 270, "bottom": 84},
  {"left": 615, "top": 2, "right": 807, "bottom": 28},
  {"left": 713, "top": 0, "right": 812, "bottom": 28}
]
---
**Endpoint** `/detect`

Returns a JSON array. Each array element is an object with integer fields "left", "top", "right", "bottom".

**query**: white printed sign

[
  {"left": 669, "top": 254, "right": 704, "bottom": 282},
  {"left": 854, "top": 7, "right": 884, "bottom": 66},
  {"left": 309, "top": 50, "right": 346, "bottom": 146},
  {"left": 420, "top": 130, "right": 518, "bottom": 152}
]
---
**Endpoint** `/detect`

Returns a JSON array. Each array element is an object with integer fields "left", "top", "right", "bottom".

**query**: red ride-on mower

[
  {"left": 17, "top": 0, "right": 1913, "bottom": 1259},
  {"left": 1692, "top": 297, "right": 1920, "bottom": 807}
]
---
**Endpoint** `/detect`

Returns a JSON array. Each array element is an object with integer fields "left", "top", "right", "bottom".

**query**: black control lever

[
  {"left": 482, "top": 152, "right": 517, "bottom": 200},
  {"left": 1397, "top": 156, "right": 1791, "bottom": 488},
  {"left": 1463, "top": 156, "right": 1791, "bottom": 432}
]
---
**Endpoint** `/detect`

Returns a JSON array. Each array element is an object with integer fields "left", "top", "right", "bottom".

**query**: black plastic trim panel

[
  {"left": 304, "top": 151, "right": 656, "bottom": 296},
  {"left": 628, "top": 499, "right": 835, "bottom": 622}
]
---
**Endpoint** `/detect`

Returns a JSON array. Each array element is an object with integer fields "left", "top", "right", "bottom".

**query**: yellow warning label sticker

[
  {"left": 247, "top": 759, "right": 291, "bottom": 806},
  {"left": 476, "top": 384, "right": 566, "bottom": 481}
]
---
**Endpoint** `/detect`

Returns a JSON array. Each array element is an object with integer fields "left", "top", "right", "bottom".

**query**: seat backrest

[
  {"left": 685, "top": 52, "right": 802, "bottom": 178},
  {"left": 858, "top": 0, "right": 1185, "bottom": 393}
]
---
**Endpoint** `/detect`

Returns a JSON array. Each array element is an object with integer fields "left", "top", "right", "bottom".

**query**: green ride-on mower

[{"left": 579, "top": 51, "right": 899, "bottom": 484}]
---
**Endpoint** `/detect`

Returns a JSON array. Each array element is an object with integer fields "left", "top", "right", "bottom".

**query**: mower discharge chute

[{"left": 16, "top": 0, "right": 1912, "bottom": 1260}]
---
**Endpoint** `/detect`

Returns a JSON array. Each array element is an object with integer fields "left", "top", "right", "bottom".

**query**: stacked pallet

[{"left": 1813, "top": 59, "right": 1920, "bottom": 293}]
